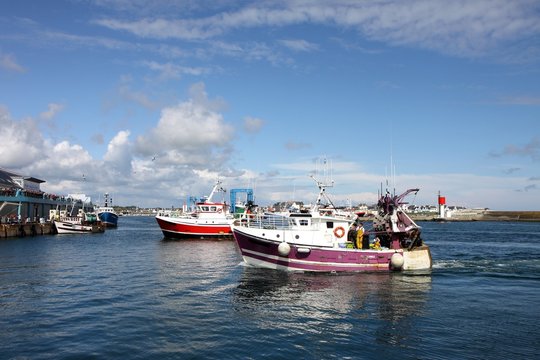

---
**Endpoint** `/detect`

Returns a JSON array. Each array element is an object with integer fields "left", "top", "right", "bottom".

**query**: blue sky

[{"left": 1, "top": 0, "right": 539, "bottom": 210}]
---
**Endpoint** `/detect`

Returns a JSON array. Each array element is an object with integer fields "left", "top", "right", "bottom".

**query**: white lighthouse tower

[{"left": 438, "top": 191, "right": 446, "bottom": 219}]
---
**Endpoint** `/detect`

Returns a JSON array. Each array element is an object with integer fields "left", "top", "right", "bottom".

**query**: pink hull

[
  {"left": 233, "top": 229, "right": 396, "bottom": 272},
  {"left": 156, "top": 216, "right": 232, "bottom": 239}
]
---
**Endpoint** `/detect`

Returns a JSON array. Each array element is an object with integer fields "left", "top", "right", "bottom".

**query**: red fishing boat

[{"left": 155, "top": 181, "right": 235, "bottom": 239}]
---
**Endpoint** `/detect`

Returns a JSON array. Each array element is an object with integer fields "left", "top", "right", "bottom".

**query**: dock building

[{"left": 0, "top": 168, "right": 93, "bottom": 227}]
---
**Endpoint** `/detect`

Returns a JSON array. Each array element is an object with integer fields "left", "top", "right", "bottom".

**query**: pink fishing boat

[{"left": 232, "top": 178, "right": 432, "bottom": 272}]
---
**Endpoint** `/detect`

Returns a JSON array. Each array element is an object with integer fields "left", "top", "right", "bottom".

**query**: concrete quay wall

[{"left": 0, "top": 223, "right": 55, "bottom": 238}]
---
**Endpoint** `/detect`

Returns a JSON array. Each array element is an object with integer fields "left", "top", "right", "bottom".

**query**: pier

[
  {"left": 1, "top": 168, "right": 97, "bottom": 238},
  {"left": 0, "top": 222, "right": 55, "bottom": 238}
]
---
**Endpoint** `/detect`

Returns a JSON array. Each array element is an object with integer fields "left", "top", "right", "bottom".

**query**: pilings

[{"left": 0, "top": 223, "right": 55, "bottom": 238}]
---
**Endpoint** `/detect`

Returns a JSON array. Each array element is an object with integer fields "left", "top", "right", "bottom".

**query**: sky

[{"left": 0, "top": 0, "right": 539, "bottom": 211}]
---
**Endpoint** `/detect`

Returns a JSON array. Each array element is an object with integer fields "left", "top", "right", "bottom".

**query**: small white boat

[
  {"left": 53, "top": 211, "right": 105, "bottom": 234},
  {"left": 54, "top": 213, "right": 105, "bottom": 234},
  {"left": 50, "top": 198, "right": 105, "bottom": 234}
]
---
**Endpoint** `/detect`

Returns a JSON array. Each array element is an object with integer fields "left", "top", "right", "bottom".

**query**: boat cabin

[{"left": 195, "top": 202, "right": 227, "bottom": 216}]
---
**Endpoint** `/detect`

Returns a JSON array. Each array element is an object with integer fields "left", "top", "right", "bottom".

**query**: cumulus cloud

[
  {"left": 0, "top": 106, "right": 44, "bottom": 167},
  {"left": 135, "top": 83, "right": 234, "bottom": 167},
  {"left": 103, "top": 130, "right": 133, "bottom": 175}
]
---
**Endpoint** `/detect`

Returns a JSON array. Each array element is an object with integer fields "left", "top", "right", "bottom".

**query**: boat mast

[
  {"left": 310, "top": 175, "right": 335, "bottom": 210},
  {"left": 206, "top": 180, "right": 226, "bottom": 203},
  {"left": 310, "top": 157, "right": 336, "bottom": 210}
]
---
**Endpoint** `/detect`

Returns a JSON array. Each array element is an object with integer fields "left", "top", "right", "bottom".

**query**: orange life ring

[
  {"left": 333, "top": 226, "right": 345, "bottom": 238},
  {"left": 217, "top": 208, "right": 222, "bottom": 213}
]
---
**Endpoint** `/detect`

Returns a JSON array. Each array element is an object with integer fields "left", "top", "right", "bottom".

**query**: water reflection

[
  {"left": 157, "top": 238, "right": 242, "bottom": 298},
  {"left": 233, "top": 267, "right": 432, "bottom": 349}
]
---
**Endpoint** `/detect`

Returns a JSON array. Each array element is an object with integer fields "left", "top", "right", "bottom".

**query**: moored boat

[
  {"left": 231, "top": 179, "right": 432, "bottom": 273},
  {"left": 155, "top": 180, "right": 235, "bottom": 239},
  {"left": 96, "top": 193, "right": 119, "bottom": 227},
  {"left": 51, "top": 209, "right": 105, "bottom": 234}
]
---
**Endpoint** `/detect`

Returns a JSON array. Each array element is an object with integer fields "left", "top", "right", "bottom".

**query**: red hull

[{"left": 155, "top": 216, "right": 232, "bottom": 239}]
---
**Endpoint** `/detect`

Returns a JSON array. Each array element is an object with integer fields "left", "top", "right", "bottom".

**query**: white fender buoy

[
  {"left": 390, "top": 253, "right": 404, "bottom": 270},
  {"left": 278, "top": 242, "right": 291, "bottom": 256}
]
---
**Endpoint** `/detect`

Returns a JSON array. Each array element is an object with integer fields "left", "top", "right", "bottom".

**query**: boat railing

[
  {"left": 236, "top": 213, "right": 321, "bottom": 231},
  {"left": 157, "top": 210, "right": 189, "bottom": 218},
  {"left": 58, "top": 216, "right": 82, "bottom": 223}
]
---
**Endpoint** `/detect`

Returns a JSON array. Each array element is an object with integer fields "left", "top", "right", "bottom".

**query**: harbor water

[{"left": 1, "top": 217, "right": 539, "bottom": 359}]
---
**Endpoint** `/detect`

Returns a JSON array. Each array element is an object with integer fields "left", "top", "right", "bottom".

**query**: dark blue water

[{"left": 1, "top": 217, "right": 539, "bottom": 359}]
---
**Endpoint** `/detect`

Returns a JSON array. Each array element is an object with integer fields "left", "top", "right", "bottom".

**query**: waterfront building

[{"left": 0, "top": 168, "right": 91, "bottom": 224}]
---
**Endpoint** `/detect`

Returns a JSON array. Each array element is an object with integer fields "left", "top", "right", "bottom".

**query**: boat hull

[
  {"left": 232, "top": 227, "right": 432, "bottom": 272},
  {"left": 155, "top": 216, "right": 233, "bottom": 239},
  {"left": 98, "top": 211, "right": 119, "bottom": 227},
  {"left": 54, "top": 221, "right": 105, "bottom": 234}
]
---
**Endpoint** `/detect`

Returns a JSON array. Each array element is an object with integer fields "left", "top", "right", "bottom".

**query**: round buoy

[
  {"left": 278, "top": 242, "right": 291, "bottom": 256},
  {"left": 390, "top": 253, "right": 404, "bottom": 270}
]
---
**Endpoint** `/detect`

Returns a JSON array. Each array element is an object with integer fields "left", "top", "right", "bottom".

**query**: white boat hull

[{"left": 54, "top": 220, "right": 105, "bottom": 234}]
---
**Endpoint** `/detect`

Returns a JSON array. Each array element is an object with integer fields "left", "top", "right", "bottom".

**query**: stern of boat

[{"left": 402, "top": 245, "right": 432, "bottom": 271}]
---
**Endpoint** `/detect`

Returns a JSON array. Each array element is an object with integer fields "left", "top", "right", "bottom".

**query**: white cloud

[
  {"left": 94, "top": 0, "right": 540, "bottom": 60},
  {"left": 50, "top": 141, "right": 94, "bottom": 170},
  {"left": 135, "top": 82, "right": 234, "bottom": 164},
  {"left": 118, "top": 77, "right": 159, "bottom": 109},
  {"left": 0, "top": 106, "right": 44, "bottom": 167},
  {"left": 279, "top": 39, "right": 319, "bottom": 52},
  {"left": 39, "top": 103, "right": 65, "bottom": 120},
  {"left": 0, "top": 52, "right": 26, "bottom": 73},
  {"left": 142, "top": 60, "right": 210, "bottom": 80},
  {"left": 103, "top": 130, "right": 133, "bottom": 175},
  {"left": 243, "top": 116, "right": 264, "bottom": 134}
]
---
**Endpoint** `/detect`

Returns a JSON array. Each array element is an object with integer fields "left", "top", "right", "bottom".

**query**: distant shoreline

[
  {"left": 398, "top": 210, "right": 540, "bottom": 222},
  {"left": 123, "top": 210, "right": 540, "bottom": 222}
]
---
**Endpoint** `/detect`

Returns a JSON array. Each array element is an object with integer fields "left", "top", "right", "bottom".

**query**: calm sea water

[{"left": 1, "top": 217, "right": 539, "bottom": 359}]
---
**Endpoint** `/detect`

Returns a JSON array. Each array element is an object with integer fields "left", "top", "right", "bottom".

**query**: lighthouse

[{"left": 438, "top": 191, "right": 446, "bottom": 218}]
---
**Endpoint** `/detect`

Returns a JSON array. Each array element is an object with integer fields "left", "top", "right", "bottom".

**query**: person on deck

[
  {"left": 356, "top": 223, "right": 365, "bottom": 249},
  {"left": 370, "top": 237, "right": 382, "bottom": 250},
  {"left": 347, "top": 224, "right": 357, "bottom": 247}
]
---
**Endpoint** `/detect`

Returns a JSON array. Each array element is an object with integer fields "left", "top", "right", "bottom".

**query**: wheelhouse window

[{"left": 326, "top": 221, "right": 334, "bottom": 229}]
